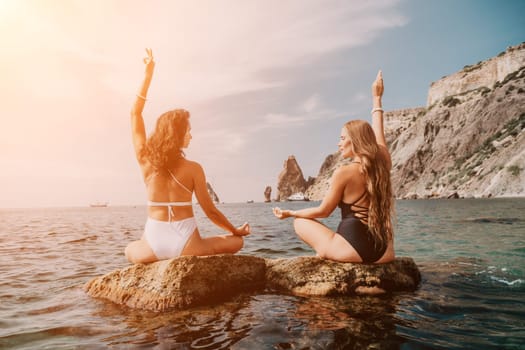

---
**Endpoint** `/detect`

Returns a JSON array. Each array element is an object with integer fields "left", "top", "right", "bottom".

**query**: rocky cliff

[
  {"left": 427, "top": 43, "right": 525, "bottom": 106},
  {"left": 264, "top": 186, "right": 272, "bottom": 202},
  {"left": 304, "top": 153, "right": 345, "bottom": 201},
  {"left": 386, "top": 42, "right": 525, "bottom": 199},
  {"left": 206, "top": 182, "right": 220, "bottom": 203},
  {"left": 276, "top": 156, "right": 308, "bottom": 201},
  {"left": 281, "top": 42, "right": 525, "bottom": 200}
]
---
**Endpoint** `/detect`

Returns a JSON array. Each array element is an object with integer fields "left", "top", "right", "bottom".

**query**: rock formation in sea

[
  {"left": 206, "top": 182, "right": 220, "bottom": 203},
  {"left": 305, "top": 152, "right": 347, "bottom": 201},
  {"left": 264, "top": 186, "right": 272, "bottom": 202},
  {"left": 276, "top": 156, "right": 307, "bottom": 201},
  {"left": 266, "top": 256, "right": 420, "bottom": 296},
  {"left": 85, "top": 255, "right": 421, "bottom": 311},
  {"left": 295, "top": 42, "right": 525, "bottom": 200},
  {"left": 84, "top": 255, "right": 266, "bottom": 312}
]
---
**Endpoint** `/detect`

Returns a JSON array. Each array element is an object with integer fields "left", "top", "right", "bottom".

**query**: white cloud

[
  {"left": 2, "top": 0, "right": 408, "bottom": 105},
  {"left": 302, "top": 94, "right": 320, "bottom": 113},
  {"left": 191, "top": 128, "right": 247, "bottom": 156},
  {"left": 261, "top": 92, "right": 341, "bottom": 128},
  {"left": 14, "top": 1, "right": 406, "bottom": 101},
  {"left": 263, "top": 110, "right": 339, "bottom": 128},
  {"left": 352, "top": 93, "right": 368, "bottom": 103}
]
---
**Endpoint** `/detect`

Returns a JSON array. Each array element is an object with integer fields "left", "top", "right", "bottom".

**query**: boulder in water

[
  {"left": 85, "top": 255, "right": 421, "bottom": 311},
  {"left": 266, "top": 256, "right": 420, "bottom": 296},
  {"left": 84, "top": 255, "right": 266, "bottom": 311}
]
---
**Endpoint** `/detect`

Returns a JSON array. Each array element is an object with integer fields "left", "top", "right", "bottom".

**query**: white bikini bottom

[{"left": 143, "top": 217, "right": 197, "bottom": 260}]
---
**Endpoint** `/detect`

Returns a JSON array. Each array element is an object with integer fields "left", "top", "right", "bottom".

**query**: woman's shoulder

[
  {"left": 331, "top": 163, "right": 364, "bottom": 189},
  {"left": 339, "top": 160, "right": 362, "bottom": 171},
  {"left": 334, "top": 162, "right": 362, "bottom": 178},
  {"left": 177, "top": 158, "right": 204, "bottom": 173}
]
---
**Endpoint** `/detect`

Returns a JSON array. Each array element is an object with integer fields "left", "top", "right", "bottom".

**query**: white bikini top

[{"left": 147, "top": 170, "right": 192, "bottom": 221}]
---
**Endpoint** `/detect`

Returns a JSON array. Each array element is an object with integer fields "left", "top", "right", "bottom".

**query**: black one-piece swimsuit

[{"left": 336, "top": 191, "right": 387, "bottom": 263}]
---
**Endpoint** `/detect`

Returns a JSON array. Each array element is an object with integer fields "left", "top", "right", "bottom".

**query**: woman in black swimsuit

[{"left": 273, "top": 71, "right": 394, "bottom": 263}]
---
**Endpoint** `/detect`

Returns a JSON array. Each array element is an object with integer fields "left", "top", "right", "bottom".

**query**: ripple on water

[
  {"left": 27, "top": 303, "right": 74, "bottom": 316},
  {"left": 465, "top": 217, "right": 523, "bottom": 224},
  {"left": 61, "top": 235, "right": 98, "bottom": 244},
  {"left": 0, "top": 326, "right": 108, "bottom": 349}
]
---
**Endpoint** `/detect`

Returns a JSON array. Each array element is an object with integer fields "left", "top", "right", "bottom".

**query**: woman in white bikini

[{"left": 125, "top": 49, "right": 251, "bottom": 264}]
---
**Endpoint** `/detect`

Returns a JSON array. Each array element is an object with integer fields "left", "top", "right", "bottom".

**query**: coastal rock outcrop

[
  {"left": 84, "top": 255, "right": 266, "bottom": 311},
  {"left": 276, "top": 156, "right": 308, "bottom": 201},
  {"left": 385, "top": 42, "right": 525, "bottom": 199},
  {"left": 427, "top": 43, "right": 525, "bottom": 106},
  {"left": 305, "top": 153, "right": 347, "bottom": 201},
  {"left": 85, "top": 255, "right": 421, "bottom": 311},
  {"left": 300, "top": 42, "right": 525, "bottom": 200},
  {"left": 264, "top": 186, "right": 272, "bottom": 202},
  {"left": 206, "top": 182, "right": 220, "bottom": 203},
  {"left": 266, "top": 256, "right": 420, "bottom": 296}
]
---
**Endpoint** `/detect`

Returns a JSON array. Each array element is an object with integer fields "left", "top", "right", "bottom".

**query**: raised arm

[
  {"left": 371, "top": 70, "right": 392, "bottom": 168},
  {"left": 131, "top": 48, "right": 155, "bottom": 172},
  {"left": 371, "top": 70, "right": 386, "bottom": 146}
]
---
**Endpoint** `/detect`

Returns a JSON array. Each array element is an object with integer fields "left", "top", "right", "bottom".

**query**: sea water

[{"left": 0, "top": 198, "right": 524, "bottom": 349}]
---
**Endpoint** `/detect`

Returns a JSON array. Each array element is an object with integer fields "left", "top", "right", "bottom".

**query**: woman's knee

[
  {"left": 125, "top": 240, "right": 156, "bottom": 263},
  {"left": 229, "top": 235, "right": 244, "bottom": 253},
  {"left": 124, "top": 243, "right": 134, "bottom": 262},
  {"left": 293, "top": 218, "right": 311, "bottom": 237}
]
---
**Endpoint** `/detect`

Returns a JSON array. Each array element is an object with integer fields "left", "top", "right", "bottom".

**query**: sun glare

[
  {"left": 0, "top": 0, "right": 15, "bottom": 11},
  {"left": 0, "top": 0, "right": 19, "bottom": 20}
]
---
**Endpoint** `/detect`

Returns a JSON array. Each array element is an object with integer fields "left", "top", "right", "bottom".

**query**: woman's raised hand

[
  {"left": 372, "top": 70, "right": 384, "bottom": 98},
  {"left": 272, "top": 207, "right": 291, "bottom": 220},
  {"left": 234, "top": 222, "right": 251, "bottom": 236},
  {"left": 143, "top": 48, "right": 155, "bottom": 76}
]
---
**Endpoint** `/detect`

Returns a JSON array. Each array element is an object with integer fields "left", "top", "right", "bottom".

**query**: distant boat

[
  {"left": 287, "top": 192, "right": 309, "bottom": 201},
  {"left": 90, "top": 202, "right": 108, "bottom": 207},
  {"left": 246, "top": 200, "right": 254, "bottom": 203}
]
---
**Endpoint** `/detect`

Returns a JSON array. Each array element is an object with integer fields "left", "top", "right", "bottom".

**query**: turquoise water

[{"left": 0, "top": 199, "right": 524, "bottom": 349}]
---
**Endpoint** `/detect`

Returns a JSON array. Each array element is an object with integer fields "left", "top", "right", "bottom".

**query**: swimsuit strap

[
  {"left": 339, "top": 190, "right": 369, "bottom": 221},
  {"left": 147, "top": 201, "right": 192, "bottom": 222},
  {"left": 146, "top": 170, "right": 192, "bottom": 222},
  {"left": 167, "top": 170, "right": 192, "bottom": 194},
  {"left": 350, "top": 190, "right": 368, "bottom": 206},
  {"left": 341, "top": 161, "right": 369, "bottom": 222}
]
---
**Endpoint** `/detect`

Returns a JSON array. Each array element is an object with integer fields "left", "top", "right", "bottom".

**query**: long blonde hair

[
  {"left": 344, "top": 120, "right": 394, "bottom": 246},
  {"left": 141, "top": 109, "right": 190, "bottom": 169}
]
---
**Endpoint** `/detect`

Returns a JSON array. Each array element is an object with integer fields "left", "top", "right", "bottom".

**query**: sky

[{"left": 0, "top": 0, "right": 523, "bottom": 208}]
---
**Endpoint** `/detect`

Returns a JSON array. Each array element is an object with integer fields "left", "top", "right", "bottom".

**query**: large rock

[
  {"left": 85, "top": 255, "right": 421, "bottom": 311},
  {"left": 276, "top": 155, "right": 307, "bottom": 201},
  {"left": 305, "top": 152, "right": 347, "bottom": 201},
  {"left": 266, "top": 256, "right": 420, "bottom": 296},
  {"left": 84, "top": 255, "right": 266, "bottom": 311},
  {"left": 206, "top": 182, "right": 220, "bottom": 203},
  {"left": 264, "top": 185, "right": 272, "bottom": 202}
]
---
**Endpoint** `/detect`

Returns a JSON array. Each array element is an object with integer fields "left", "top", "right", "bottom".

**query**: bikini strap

[
  {"left": 351, "top": 190, "right": 368, "bottom": 206},
  {"left": 167, "top": 170, "right": 192, "bottom": 194}
]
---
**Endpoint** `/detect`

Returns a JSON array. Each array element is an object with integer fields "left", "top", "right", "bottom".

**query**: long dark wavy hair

[
  {"left": 141, "top": 109, "right": 190, "bottom": 169},
  {"left": 344, "top": 120, "right": 394, "bottom": 247}
]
